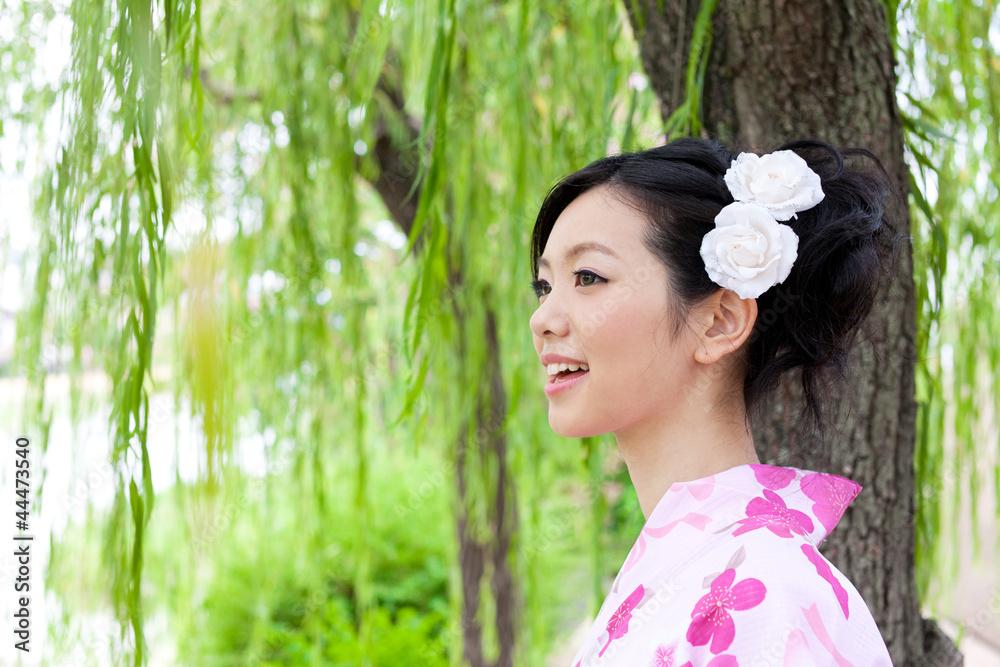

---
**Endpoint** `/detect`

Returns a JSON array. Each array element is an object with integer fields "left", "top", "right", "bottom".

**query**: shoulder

[
  {"left": 720, "top": 535, "right": 893, "bottom": 667},
  {"left": 589, "top": 532, "right": 893, "bottom": 667}
]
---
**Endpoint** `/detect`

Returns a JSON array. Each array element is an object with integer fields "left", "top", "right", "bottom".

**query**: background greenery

[{"left": 0, "top": 0, "right": 996, "bottom": 665}]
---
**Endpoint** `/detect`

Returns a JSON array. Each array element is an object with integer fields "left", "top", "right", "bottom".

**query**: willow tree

[
  {"left": 9, "top": 1, "right": 648, "bottom": 665},
  {"left": 6, "top": 0, "right": 997, "bottom": 666}
]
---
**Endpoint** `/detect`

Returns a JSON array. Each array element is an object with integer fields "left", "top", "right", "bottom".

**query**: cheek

[
  {"left": 598, "top": 297, "right": 664, "bottom": 346},
  {"left": 586, "top": 314, "right": 649, "bottom": 379},
  {"left": 601, "top": 305, "right": 679, "bottom": 377}
]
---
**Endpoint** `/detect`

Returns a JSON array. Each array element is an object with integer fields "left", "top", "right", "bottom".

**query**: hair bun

[{"left": 747, "top": 140, "right": 901, "bottom": 428}]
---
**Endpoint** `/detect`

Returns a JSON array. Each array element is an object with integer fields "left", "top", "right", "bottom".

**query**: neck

[{"left": 614, "top": 400, "right": 760, "bottom": 521}]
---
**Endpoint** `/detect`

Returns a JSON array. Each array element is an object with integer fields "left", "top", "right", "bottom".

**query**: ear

[{"left": 693, "top": 288, "right": 757, "bottom": 365}]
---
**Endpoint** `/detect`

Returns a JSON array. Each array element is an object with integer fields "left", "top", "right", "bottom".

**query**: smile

[{"left": 544, "top": 368, "right": 589, "bottom": 397}]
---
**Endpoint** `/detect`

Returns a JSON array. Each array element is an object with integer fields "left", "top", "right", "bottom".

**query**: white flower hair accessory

[
  {"left": 699, "top": 150, "right": 825, "bottom": 300},
  {"left": 724, "top": 150, "right": 825, "bottom": 221}
]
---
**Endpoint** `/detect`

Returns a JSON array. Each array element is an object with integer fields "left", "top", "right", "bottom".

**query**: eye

[
  {"left": 531, "top": 271, "right": 606, "bottom": 300},
  {"left": 574, "top": 269, "right": 605, "bottom": 287}
]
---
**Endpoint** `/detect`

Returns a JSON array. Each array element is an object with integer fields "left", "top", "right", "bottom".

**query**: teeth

[{"left": 546, "top": 362, "right": 589, "bottom": 376}]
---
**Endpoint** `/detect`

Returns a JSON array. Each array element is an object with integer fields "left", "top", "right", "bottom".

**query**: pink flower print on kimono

[
  {"left": 802, "top": 602, "right": 858, "bottom": 664},
  {"left": 731, "top": 488, "right": 814, "bottom": 538},
  {"left": 649, "top": 643, "right": 739, "bottom": 667},
  {"left": 669, "top": 474, "right": 716, "bottom": 500},
  {"left": 649, "top": 643, "right": 676, "bottom": 667},
  {"left": 801, "top": 472, "right": 862, "bottom": 535},
  {"left": 598, "top": 584, "right": 645, "bottom": 657},
  {"left": 801, "top": 543, "right": 850, "bottom": 618},
  {"left": 748, "top": 463, "right": 796, "bottom": 490},
  {"left": 686, "top": 568, "right": 766, "bottom": 654}
]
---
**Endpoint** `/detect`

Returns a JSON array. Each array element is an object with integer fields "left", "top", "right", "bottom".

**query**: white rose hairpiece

[{"left": 699, "top": 150, "right": 825, "bottom": 300}]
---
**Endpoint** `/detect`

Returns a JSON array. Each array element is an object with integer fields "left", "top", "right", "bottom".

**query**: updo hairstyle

[{"left": 529, "top": 138, "right": 903, "bottom": 433}]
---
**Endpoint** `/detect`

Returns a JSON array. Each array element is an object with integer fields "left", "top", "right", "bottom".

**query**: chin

[{"left": 548, "top": 411, "right": 606, "bottom": 439}]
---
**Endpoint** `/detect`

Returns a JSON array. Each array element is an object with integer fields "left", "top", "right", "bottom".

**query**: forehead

[{"left": 540, "top": 186, "right": 650, "bottom": 266}]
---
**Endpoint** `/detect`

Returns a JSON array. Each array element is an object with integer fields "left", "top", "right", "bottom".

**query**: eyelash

[{"left": 531, "top": 270, "right": 606, "bottom": 298}]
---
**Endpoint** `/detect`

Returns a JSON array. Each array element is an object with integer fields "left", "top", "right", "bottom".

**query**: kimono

[{"left": 569, "top": 463, "right": 894, "bottom": 667}]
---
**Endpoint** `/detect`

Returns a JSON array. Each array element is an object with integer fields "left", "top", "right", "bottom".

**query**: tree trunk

[
  {"left": 624, "top": 1, "right": 961, "bottom": 665},
  {"left": 452, "top": 274, "right": 519, "bottom": 667},
  {"left": 369, "top": 69, "right": 519, "bottom": 667}
]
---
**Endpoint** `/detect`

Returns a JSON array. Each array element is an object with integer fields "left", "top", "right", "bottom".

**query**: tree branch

[{"left": 367, "top": 71, "right": 423, "bottom": 241}]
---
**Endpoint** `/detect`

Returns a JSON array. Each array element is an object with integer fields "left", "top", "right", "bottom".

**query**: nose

[{"left": 529, "top": 290, "right": 569, "bottom": 339}]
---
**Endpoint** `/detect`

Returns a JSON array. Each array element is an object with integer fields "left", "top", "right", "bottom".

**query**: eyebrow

[{"left": 538, "top": 241, "right": 620, "bottom": 269}]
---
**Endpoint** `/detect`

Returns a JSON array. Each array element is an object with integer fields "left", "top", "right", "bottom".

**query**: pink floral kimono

[{"left": 569, "top": 464, "right": 894, "bottom": 666}]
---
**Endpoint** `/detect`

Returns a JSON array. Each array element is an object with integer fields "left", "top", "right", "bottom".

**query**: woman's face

[{"left": 529, "top": 185, "right": 704, "bottom": 439}]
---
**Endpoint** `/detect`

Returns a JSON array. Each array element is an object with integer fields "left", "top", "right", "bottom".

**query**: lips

[
  {"left": 544, "top": 367, "right": 589, "bottom": 397},
  {"left": 540, "top": 353, "right": 588, "bottom": 366},
  {"left": 552, "top": 368, "right": 588, "bottom": 383}
]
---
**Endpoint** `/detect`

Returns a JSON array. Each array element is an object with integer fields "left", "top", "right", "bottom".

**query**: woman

[{"left": 529, "top": 138, "right": 897, "bottom": 666}]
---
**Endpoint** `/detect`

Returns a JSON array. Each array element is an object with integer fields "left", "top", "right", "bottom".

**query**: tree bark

[
  {"left": 483, "top": 303, "right": 518, "bottom": 667},
  {"left": 624, "top": 1, "right": 960, "bottom": 665},
  {"left": 453, "top": 289, "right": 519, "bottom": 667},
  {"left": 369, "top": 67, "right": 519, "bottom": 667}
]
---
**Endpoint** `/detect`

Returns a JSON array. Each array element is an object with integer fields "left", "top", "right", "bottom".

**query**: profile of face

[{"left": 529, "top": 185, "right": 708, "bottom": 440}]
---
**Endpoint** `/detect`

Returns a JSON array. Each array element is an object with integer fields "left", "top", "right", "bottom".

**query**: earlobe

[{"left": 694, "top": 289, "right": 757, "bottom": 364}]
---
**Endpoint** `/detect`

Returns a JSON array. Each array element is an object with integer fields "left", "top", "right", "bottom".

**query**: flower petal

[
  {"left": 802, "top": 543, "right": 850, "bottom": 618},
  {"left": 709, "top": 611, "right": 736, "bottom": 654},
  {"left": 686, "top": 611, "right": 716, "bottom": 647},
  {"left": 729, "top": 576, "right": 767, "bottom": 610},
  {"left": 750, "top": 464, "right": 796, "bottom": 490},
  {"left": 774, "top": 223, "right": 799, "bottom": 283}
]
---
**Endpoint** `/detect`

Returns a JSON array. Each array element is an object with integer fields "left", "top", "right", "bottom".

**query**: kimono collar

[{"left": 658, "top": 463, "right": 863, "bottom": 546}]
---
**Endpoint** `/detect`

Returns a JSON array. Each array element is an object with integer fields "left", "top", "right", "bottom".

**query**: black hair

[{"left": 530, "top": 137, "right": 903, "bottom": 436}]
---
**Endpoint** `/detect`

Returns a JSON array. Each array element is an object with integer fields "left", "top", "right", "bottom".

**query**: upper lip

[{"left": 540, "top": 353, "right": 588, "bottom": 366}]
